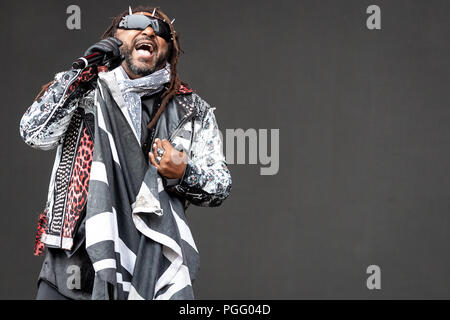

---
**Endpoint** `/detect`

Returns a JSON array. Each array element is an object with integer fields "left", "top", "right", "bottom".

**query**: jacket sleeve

[
  {"left": 19, "top": 68, "right": 91, "bottom": 151},
  {"left": 174, "top": 107, "right": 232, "bottom": 207}
]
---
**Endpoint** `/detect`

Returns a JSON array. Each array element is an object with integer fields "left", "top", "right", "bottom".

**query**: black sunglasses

[{"left": 118, "top": 14, "right": 172, "bottom": 42}]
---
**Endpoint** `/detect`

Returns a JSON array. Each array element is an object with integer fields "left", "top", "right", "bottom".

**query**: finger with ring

[{"left": 156, "top": 148, "right": 165, "bottom": 157}]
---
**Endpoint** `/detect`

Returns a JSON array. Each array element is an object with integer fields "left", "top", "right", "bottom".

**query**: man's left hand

[{"left": 149, "top": 138, "right": 188, "bottom": 179}]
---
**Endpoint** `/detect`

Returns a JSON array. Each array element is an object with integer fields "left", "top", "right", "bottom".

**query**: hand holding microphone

[{"left": 72, "top": 37, "right": 124, "bottom": 70}]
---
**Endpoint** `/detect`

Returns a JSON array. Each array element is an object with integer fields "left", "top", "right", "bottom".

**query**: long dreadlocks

[
  {"left": 35, "top": 6, "right": 184, "bottom": 131},
  {"left": 102, "top": 6, "right": 184, "bottom": 130}
]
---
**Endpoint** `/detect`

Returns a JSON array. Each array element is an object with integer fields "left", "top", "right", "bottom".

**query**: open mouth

[{"left": 135, "top": 41, "right": 155, "bottom": 58}]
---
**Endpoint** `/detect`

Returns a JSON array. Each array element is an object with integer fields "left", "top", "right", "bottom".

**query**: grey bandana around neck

[{"left": 115, "top": 62, "right": 171, "bottom": 140}]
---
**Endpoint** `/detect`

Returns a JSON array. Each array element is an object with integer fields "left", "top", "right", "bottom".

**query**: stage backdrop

[{"left": 0, "top": 0, "right": 449, "bottom": 299}]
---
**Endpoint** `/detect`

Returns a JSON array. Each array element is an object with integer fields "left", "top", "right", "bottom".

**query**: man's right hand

[{"left": 84, "top": 37, "right": 124, "bottom": 69}]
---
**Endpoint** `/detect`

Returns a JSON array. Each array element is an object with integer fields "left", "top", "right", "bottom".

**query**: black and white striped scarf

[{"left": 85, "top": 71, "right": 199, "bottom": 300}]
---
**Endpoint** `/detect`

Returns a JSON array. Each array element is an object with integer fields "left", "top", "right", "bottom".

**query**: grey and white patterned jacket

[{"left": 20, "top": 67, "right": 232, "bottom": 251}]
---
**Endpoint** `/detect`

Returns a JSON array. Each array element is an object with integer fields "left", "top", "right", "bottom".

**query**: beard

[{"left": 120, "top": 39, "right": 169, "bottom": 77}]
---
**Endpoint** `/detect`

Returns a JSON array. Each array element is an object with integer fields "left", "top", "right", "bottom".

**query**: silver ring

[
  {"left": 156, "top": 148, "right": 165, "bottom": 157},
  {"left": 156, "top": 156, "right": 162, "bottom": 164}
]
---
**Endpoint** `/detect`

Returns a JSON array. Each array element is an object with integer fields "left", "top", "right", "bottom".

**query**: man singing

[{"left": 20, "top": 6, "right": 232, "bottom": 300}]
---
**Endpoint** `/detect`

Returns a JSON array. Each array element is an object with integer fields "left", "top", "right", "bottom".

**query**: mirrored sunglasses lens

[{"left": 126, "top": 15, "right": 160, "bottom": 32}]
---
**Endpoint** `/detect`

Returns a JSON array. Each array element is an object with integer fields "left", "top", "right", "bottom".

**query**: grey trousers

[{"left": 36, "top": 280, "right": 70, "bottom": 300}]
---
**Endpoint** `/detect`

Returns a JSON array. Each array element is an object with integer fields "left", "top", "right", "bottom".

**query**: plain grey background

[{"left": 0, "top": 0, "right": 449, "bottom": 299}]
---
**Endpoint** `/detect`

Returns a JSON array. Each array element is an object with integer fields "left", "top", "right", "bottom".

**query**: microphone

[{"left": 72, "top": 52, "right": 105, "bottom": 69}]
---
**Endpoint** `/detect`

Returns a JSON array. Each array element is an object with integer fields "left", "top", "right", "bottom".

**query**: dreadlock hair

[
  {"left": 102, "top": 6, "right": 183, "bottom": 130},
  {"left": 34, "top": 6, "right": 184, "bottom": 131}
]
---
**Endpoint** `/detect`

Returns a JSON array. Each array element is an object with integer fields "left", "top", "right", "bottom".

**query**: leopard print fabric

[
  {"left": 34, "top": 211, "right": 48, "bottom": 256},
  {"left": 62, "top": 126, "right": 94, "bottom": 242}
]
